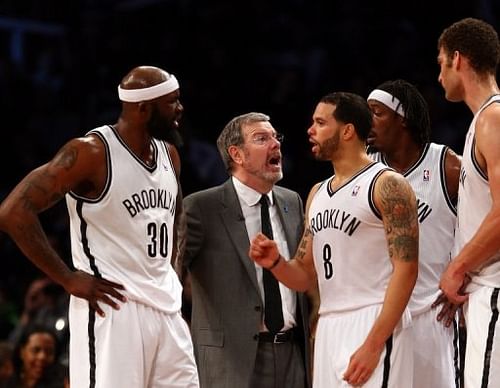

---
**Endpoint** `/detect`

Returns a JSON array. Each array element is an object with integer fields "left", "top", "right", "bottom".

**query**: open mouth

[
  {"left": 309, "top": 138, "right": 319, "bottom": 153},
  {"left": 268, "top": 155, "right": 281, "bottom": 167}
]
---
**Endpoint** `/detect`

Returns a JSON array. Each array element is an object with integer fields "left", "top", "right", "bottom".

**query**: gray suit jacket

[{"left": 184, "top": 179, "right": 311, "bottom": 388}]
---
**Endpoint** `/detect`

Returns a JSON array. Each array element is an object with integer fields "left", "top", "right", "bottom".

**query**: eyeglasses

[{"left": 249, "top": 132, "right": 285, "bottom": 145}]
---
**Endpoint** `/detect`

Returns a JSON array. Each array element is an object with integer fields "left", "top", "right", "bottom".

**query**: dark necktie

[{"left": 259, "top": 194, "right": 284, "bottom": 334}]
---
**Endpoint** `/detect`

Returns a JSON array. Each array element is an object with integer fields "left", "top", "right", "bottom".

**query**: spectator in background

[
  {"left": 8, "top": 277, "right": 69, "bottom": 367},
  {"left": 4, "top": 324, "right": 66, "bottom": 388}
]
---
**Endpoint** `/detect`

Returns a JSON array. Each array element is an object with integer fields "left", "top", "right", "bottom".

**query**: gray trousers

[{"left": 250, "top": 338, "right": 306, "bottom": 388}]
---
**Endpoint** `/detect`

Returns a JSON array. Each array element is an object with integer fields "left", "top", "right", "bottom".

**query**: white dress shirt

[{"left": 232, "top": 176, "right": 297, "bottom": 332}]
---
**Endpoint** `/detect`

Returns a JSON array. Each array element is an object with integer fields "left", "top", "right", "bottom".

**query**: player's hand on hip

[{"left": 63, "top": 270, "right": 126, "bottom": 317}]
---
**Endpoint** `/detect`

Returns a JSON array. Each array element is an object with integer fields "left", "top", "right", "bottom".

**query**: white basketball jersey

[
  {"left": 371, "top": 143, "right": 456, "bottom": 315},
  {"left": 455, "top": 94, "right": 500, "bottom": 290},
  {"left": 66, "top": 125, "right": 182, "bottom": 313},
  {"left": 309, "top": 162, "right": 392, "bottom": 314}
]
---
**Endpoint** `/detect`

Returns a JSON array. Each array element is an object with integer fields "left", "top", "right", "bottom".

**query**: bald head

[
  {"left": 120, "top": 66, "right": 171, "bottom": 90},
  {"left": 118, "top": 66, "right": 179, "bottom": 103}
]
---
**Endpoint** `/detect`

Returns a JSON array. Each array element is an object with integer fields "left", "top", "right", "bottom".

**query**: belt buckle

[{"left": 273, "top": 332, "right": 285, "bottom": 344}]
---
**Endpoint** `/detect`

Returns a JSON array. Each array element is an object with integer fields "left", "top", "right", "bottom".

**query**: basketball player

[
  {"left": 437, "top": 18, "right": 500, "bottom": 388},
  {"left": 249, "top": 92, "right": 419, "bottom": 387},
  {"left": 0, "top": 66, "right": 199, "bottom": 387},
  {"left": 367, "top": 79, "right": 461, "bottom": 388}
]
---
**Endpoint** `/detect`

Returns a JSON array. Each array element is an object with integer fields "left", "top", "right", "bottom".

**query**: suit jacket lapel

[{"left": 220, "top": 180, "right": 261, "bottom": 294}]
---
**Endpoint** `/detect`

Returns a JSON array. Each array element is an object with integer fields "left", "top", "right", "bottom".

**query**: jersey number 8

[{"left": 323, "top": 243, "right": 334, "bottom": 280}]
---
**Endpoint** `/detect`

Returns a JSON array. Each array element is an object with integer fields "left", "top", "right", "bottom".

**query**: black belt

[{"left": 258, "top": 328, "right": 295, "bottom": 344}]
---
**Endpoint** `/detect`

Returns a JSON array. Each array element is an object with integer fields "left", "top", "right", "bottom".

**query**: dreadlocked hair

[{"left": 376, "top": 79, "right": 431, "bottom": 146}]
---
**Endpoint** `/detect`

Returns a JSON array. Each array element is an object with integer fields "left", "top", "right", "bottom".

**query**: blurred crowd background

[{"left": 0, "top": 0, "right": 499, "bottom": 366}]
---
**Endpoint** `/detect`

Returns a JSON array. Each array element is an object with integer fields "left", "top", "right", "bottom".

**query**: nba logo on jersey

[
  {"left": 352, "top": 185, "right": 360, "bottom": 196},
  {"left": 423, "top": 169, "right": 430, "bottom": 181}
]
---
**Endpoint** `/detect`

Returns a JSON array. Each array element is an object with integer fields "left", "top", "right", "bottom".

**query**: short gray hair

[{"left": 216, "top": 112, "right": 271, "bottom": 173}]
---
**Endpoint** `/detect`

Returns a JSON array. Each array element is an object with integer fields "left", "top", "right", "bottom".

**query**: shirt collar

[{"left": 232, "top": 176, "right": 274, "bottom": 207}]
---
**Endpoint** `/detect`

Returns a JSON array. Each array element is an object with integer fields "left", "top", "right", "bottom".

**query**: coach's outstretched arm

[
  {"left": 0, "top": 136, "right": 126, "bottom": 317},
  {"left": 249, "top": 182, "right": 320, "bottom": 292}
]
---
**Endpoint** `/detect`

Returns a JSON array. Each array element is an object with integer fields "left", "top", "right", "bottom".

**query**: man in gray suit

[{"left": 184, "top": 112, "right": 311, "bottom": 388}]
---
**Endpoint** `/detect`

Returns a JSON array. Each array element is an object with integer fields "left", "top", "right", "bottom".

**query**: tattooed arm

[
  {"left": 0, "top": 135, "right": 125, "bottom": 316},
  {"left": 343, "top": 170, "right": 418, "bottom": 386},
  {"left": 249, "top": 182, "right": 320, "bottom": 292}
]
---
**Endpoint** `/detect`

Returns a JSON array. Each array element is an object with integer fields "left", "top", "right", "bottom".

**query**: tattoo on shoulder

[
  {"left": 379, "top": 175, "right": 418, "bottom": 262},
  {"left": 53, "top": 144, "right": 78, "bottom": 171},
  {"left": 21, "top": 171, "right": 66, "bottom": 213}
]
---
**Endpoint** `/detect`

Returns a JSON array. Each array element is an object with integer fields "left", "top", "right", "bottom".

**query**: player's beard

[
  {"left": 147, "top": 107, "right": 184, "bottom": 148},
  {"left": 315, "top": 131, "right": 340, "bottom": 161}
]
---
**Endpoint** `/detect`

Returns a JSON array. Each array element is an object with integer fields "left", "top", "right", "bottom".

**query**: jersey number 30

[{"left": 147, "top": 222, "right": 169, "bottom": 258}]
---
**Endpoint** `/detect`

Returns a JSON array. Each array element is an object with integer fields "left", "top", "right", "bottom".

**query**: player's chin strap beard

[{"left": 166, "top": 129, "right": 184, "bottom": 149}]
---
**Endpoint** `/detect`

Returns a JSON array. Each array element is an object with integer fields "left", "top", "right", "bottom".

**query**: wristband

[{"left": 268, "top": 254, "right": 281, "bottom": 270}]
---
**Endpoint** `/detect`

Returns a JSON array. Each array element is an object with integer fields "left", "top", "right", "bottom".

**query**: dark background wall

[{"left": 0, "top": 0, "right": 498, "bottom": 338}]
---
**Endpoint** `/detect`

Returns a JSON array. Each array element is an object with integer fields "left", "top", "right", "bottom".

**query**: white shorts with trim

[
  {"left": 412, "top": 307, "right": 459, "bottom": 388},
  {"left": 464, "top": 286, "right": 500, "bottom": 388},
  {"left": 69, "top": 296, "right": 199, "bottom": 388},
  {"left": 313, "top": 305, "right": 413, "bottom": 388}
]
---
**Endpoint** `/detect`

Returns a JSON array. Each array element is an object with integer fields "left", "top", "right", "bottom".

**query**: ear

[
  {"left": 228, "top": 145, "right": 244, "bottom": 166},
  {"left": 452, "top": 50, "right": 461, "bottom": 69},
  {"left": 342, "top": 123, "right": 355, "bottom": 140},
  {"left": 137, "top": 101, "right": 153, "bottom": 119}
]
